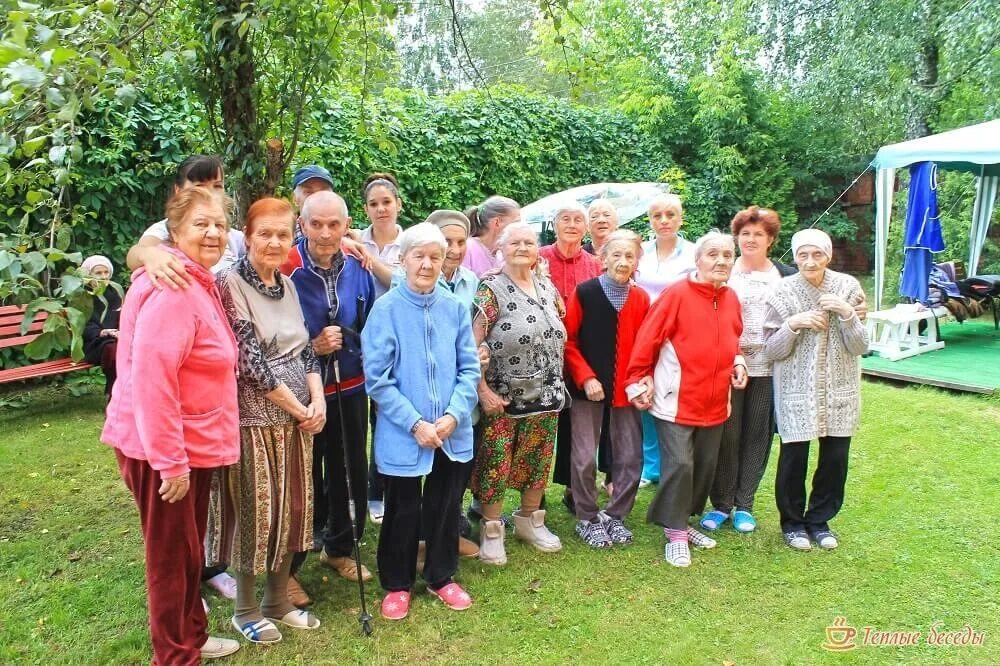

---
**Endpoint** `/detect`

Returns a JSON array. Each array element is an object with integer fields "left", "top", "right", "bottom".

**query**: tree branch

[{"left": 115, "top": 0, "right": 169, "bottom": 48}]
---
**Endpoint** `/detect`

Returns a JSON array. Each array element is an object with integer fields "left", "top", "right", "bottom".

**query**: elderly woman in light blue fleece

[{"left": 361, "top": 222, "right": 481, "bottom": 622}]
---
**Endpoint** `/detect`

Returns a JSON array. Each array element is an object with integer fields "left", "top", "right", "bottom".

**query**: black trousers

[
  {"left": 553, "top": 405, "right": 613, "bottom": 487},
  {"left": 710, "top": 376, "right": 775, "bottom": 513},
  {"left": 291, "top": 390, "right": 369, "bottom": 574},
  {"left": 775, "top": 436, "right": 851, "bottom": 533},
  {"left": 367, "top": 400, "right": 386, "bottom": 501},
  {"left": 378, "top": 448, "right": 471, "bottom": 592}
]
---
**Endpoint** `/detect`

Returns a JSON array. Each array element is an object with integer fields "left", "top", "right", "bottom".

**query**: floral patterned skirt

[
  {"left": 471, "top": 411, "right": 558, "bottom": 504},
  {"left": 206, "top": 423, "right": 313, "bottom": 575}
]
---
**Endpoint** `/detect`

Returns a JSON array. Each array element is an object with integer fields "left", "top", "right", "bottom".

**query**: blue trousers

[{"left": 641, "top": 411, "right": 660, "bottom": 483}]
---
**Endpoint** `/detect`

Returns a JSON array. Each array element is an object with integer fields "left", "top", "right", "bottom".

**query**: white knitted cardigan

[{"left": 762, "top": 270, "right": 869, "bottom": 442}]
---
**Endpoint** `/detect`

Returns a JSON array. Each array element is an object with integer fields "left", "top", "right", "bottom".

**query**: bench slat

[
  {"left": 0, "top": 321, "right": 45, "bottom": 337},
  {"left": 0, "top": 333, "right": 42, "bottom": 349},
  {"left": 0, "top": 358, "right": 93, "bottom": 383}
]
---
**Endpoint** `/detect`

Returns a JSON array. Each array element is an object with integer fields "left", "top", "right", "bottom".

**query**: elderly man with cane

[{"left": 281, "top": 191, "right": 376, "bottom": 610}]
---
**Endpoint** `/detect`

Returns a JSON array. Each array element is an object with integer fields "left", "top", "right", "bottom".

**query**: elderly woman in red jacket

[
  {"left": 102, "top": 186, "right": 241, "bottom": 663},
  {"left": 564, "top": 231, "right": 649, "bottom": 548},
  {"left": 625, "top": 230, "right": 748, "bottom": 568}
]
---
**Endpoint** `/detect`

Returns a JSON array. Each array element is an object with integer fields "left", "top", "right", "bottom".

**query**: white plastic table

[{"left": 865, "top": 305, "right": 945, "bottom": 361}]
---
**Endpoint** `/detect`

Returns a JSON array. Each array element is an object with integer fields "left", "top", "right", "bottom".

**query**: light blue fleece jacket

[{"left": 361, "top": 281, "right": 481, "bottom": 477}]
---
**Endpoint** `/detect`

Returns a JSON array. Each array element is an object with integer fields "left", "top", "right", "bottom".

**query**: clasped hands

[{"left": 413, "top": 415, "right": 458, "bottom": 449}]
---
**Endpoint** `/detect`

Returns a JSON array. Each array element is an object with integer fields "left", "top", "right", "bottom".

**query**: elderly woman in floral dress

[{"left": 471, "top": 221, "right": 567, "bottom": 565}]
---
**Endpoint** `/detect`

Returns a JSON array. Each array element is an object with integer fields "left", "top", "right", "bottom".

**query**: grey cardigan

[{"left": 762, "top": 270, "right": 869, "bottom": 442}]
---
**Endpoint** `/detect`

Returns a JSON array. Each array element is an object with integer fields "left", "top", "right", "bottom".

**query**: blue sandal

[
  {"left": 733, "top": 510, "right": 756, "bottom": 533},
  {"left": 231, "top": 616, "right": 282, "bottom": 644},
  {"left": 699, "top": 509, "right": 729, "bottom": 531}
]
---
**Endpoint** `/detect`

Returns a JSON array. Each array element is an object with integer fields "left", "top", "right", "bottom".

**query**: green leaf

[
  {"left": 20, "top": 251, "right": 46, "bottom": 275},
  {"left": 51, "top": 47, "right": 77, "bottom": 65},
  {"left": 25, "top": 190, "right": 46, "bottom": 205},
  {"left": 23, "top": 332, "right": 54, "bottom": 360},
  {"left": 59, "top": 273, "right": 83, "bottom": 295},
  {"left": 6, "top": 61, "right": 45, "bottom": 88}
]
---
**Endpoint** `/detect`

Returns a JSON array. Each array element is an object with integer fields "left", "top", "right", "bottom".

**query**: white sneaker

[
  {"left": 200, "top": 636, "right": 240, "bottom": 659},
  {"left": 784, "top": 530, "right": 812, "bottom": 551},
  {"left": 686, "top": 526, "right": 717, "bottom": 549},
  {"left": 205, "top": 572, "right": 237, "bottom": 600},
  {"left": 638, "top": 478, "right": 654, "bottom": 489},
  {"left": 811, "top": 530, "right": 839, "bottom": 550},
  {"left": 664, "top": 541, "right": 691, "bottom": 567},
  {"left": 368, "top": 500, "right": 385, "bottom": 525}
]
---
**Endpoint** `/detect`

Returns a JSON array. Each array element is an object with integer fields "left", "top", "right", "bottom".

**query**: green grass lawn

[{"left": 1, "top": 381, "right": 998, "bottom": 665}]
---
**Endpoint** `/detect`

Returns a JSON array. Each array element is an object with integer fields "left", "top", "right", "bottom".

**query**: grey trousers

[
  {"left": 710, "top": 376, "right": 775, "bottom": 513},
  {"left": 569, "top": 400, "right": 642, "bottom": 522},
  {"left": 646, "top": 418, "right": 724, "bottom": 530}
]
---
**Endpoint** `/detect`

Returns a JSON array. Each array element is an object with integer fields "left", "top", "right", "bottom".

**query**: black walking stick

[{"left": 330, "top": 349, "right": 374, "bottom": 636}]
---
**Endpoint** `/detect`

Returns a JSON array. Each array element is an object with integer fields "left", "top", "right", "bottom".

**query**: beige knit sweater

[{"left": 762, "top": 270, "right": 868, "bottom": 442}]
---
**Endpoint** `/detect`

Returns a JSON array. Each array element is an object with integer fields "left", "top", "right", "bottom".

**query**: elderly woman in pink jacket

[{"left": 102, "top": 186, "right": 242, "bottom": 665}]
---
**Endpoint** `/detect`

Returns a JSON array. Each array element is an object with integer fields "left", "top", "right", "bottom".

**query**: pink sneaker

[
  {"left": 429, "top": 582, "right": 472, "bottom": 611},
  {"left": 380, "top": 591, "right": 411, "bottom": 621}
]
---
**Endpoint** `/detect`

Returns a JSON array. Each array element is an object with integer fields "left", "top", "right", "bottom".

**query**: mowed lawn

[{"left": 1, "top": 381, "right": 998, "bottom": 665}]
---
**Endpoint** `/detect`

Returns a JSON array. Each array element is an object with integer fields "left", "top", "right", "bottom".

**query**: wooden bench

[
  {"left": 0, "top": 305, "right": 93, "bottom": 384},
  {"left": 865, "top": 304, "right": 945, "bottom": 361}
]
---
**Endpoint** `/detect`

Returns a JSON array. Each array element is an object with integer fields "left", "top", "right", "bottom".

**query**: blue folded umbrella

[{"left": 900, "top": 162, "right": 945, "bottom": 304}]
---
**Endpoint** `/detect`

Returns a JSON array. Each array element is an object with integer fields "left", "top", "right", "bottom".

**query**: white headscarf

[
  {"left": 791, "top": 229, "right": 833, "bottom": 259},
  {"left": 81, "top": 255, "right": 113, "bottom": 278}
]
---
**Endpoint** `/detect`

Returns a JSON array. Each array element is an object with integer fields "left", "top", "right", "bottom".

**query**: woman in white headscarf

[
  {"left": 762, "top": 229, "right": 868, "bottom": 553},
  {"left": 81, "top": 255, "right": 122, "bottom": 398}
]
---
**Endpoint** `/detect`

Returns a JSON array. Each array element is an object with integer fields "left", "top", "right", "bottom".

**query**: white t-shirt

[
  {"left": 634, "top": 237, "right": 696, "bottom": 301},
  {"left": 142, "top": 219, "right": 246, "bottom": 274},
  {"left": 361, "top": 224, "right": 403, "bottom": 299}
]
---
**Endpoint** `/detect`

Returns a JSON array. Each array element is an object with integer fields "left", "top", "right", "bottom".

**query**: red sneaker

[
  {"left": 430, "top": 582, "right": 473, "bottom": 611},
  {"left": 380, "top": 591, "right": 410, "bottom": 621}
]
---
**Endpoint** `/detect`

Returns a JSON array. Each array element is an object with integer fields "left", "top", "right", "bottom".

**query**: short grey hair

[
  {"left": 399, "top": 222, "right": 446, "bottom": 258},
  {"left": 647, "top": 193, "right": 682, "bottom": 215},
  {"left": 552, "top": 201, "right": 588, "bottom": 223},
  {"left": 587, "top": 199, "right": 619, "bottom": 225},
  {"left": 599, "top": 229, "right": 644, "bottom": 260},
  {"left": 497, "top": 220, "right": 538, "bottom": 248},
  {"left": 300, "top": 190, "right": 349, "bottom": 221},
  {"left": 693, "top": 229, "right": 736, "bottom": 260}
]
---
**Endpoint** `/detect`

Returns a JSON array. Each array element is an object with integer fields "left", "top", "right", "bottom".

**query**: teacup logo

[{"left": 823, "top": 617, "right": 858, "bottom": 651}]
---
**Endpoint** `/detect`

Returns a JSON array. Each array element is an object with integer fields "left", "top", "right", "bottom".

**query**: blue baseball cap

[{"left": 291, "top": 165, "right": 334, "bottom": 190}]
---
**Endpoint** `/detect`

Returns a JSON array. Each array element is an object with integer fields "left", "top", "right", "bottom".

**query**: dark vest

[{"left": 570, "top": 278, "right": 618, "bottom": 399}]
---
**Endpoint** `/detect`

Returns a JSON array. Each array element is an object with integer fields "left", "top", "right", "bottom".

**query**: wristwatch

[{"left": 410, "top": 419, "right": 423, "bottom": 434}]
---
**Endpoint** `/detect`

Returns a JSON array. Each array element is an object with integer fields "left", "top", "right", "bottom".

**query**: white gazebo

[{"left": 872, "top": 119, "right": 1000, "bottom": 310}]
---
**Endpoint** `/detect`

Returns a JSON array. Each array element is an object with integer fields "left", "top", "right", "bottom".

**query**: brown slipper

[{"left": 287, "top": 576, "right": 311, "bottom": 609}]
